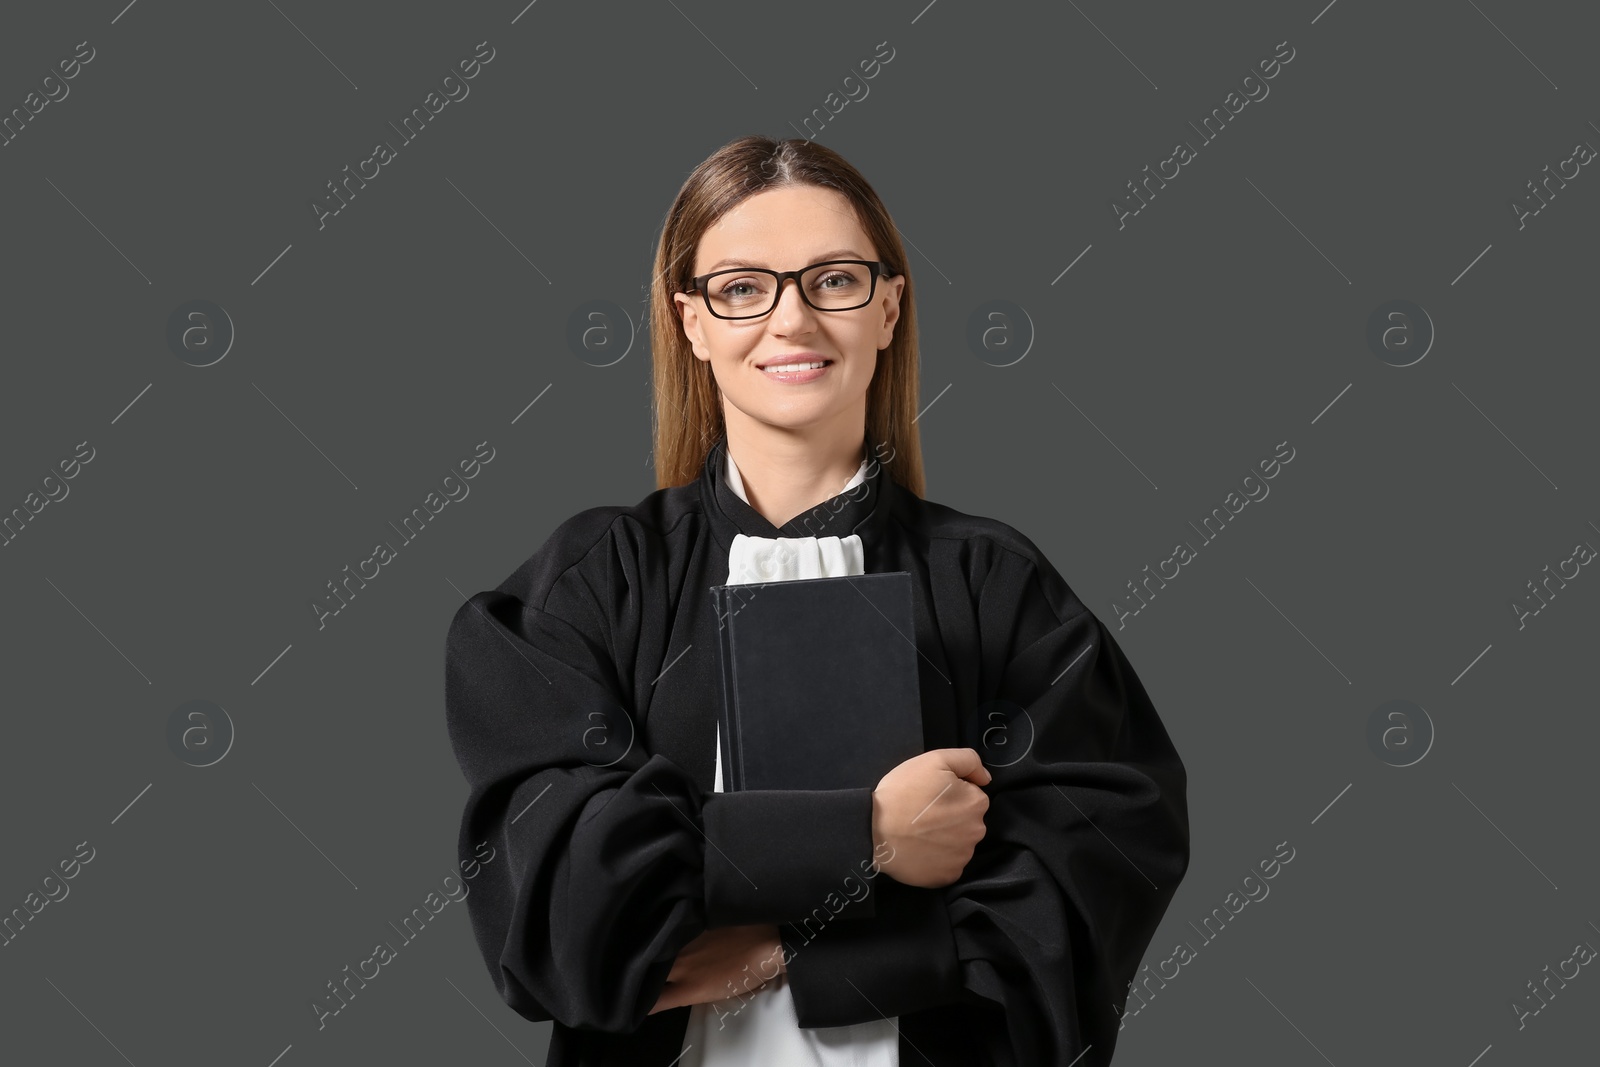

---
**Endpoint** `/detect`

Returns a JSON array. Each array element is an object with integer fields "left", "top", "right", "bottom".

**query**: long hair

[{"left": 648, "top": 135, "right": 926, "bottom": 498}]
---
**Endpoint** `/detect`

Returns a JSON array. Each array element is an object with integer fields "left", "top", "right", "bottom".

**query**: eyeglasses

[{"left": 684, "top": 259, "right": 896, "bottom": 320}]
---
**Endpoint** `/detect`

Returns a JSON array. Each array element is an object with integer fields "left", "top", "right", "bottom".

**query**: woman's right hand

[{"left": 870, "top": 748, "right": 992, "bottom": 888}]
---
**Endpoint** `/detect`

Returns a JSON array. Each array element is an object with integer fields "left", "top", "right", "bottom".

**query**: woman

[{"left": 444, "top": 136, "right": 1190, "bottom": 1066}]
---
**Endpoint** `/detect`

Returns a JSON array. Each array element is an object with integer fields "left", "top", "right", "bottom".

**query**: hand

[
  {"left": 871, "top": 747, "right": 992, "bottom": 888},
  {"left": 648, "top": 923, "right": 787, "bottom": 1014}
]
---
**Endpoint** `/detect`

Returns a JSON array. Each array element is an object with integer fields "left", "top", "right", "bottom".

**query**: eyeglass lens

[{"left": 702, "top": 261, "right": 875, "bottom": 318}]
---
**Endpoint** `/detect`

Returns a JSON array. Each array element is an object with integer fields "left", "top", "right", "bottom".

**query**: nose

[{"left": 771, "top": 276, "right": 817, "bottom": 330}]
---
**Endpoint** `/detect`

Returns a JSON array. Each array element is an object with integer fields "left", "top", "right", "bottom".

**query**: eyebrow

[{"left": 701, "top": 248, "right": 869, "bottom": 272}]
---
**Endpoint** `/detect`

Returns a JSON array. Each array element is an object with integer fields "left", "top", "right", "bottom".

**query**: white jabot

[{"left": 677, "top": 446, "right": 898, "bottom": 1067}]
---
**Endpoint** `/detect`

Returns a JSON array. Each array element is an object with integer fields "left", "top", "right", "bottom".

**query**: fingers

[
  {"left": 649, "top": 985, "right": 680, "bottom": 1014},
  {"left": 935, "top": 746, "right": 993, "bottom": 786},
  {"left": 650, "top": 928, "right": 783, "bottom": 1015}
]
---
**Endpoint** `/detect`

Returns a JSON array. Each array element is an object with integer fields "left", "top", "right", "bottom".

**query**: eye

[{"left": 715, "top": 275, "right": 767, "bottom": 299}]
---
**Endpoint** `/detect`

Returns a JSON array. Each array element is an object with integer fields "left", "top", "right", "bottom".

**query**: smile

[{"left": 758, "top": 360, "right": 833, "bottom": 382}]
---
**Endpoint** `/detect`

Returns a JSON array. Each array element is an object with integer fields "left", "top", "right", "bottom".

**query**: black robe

[{"left": 444, "top": 432, "right": 1190, "bottom": 1066}]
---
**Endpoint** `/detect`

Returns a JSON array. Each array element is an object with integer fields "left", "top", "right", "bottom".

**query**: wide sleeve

[
  {"left": 781, "top": 541, "right": 1190, "bottom": 1066},
  {"left": 443, "top": 527, "right": 881, "bottom": 1033}
]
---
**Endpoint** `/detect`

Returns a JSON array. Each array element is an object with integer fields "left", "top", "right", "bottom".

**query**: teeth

[{"left": 763, "top": 361, "right": 827, "bottom": 372}]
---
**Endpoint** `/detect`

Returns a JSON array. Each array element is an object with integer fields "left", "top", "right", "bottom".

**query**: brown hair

[{"left": 648, "top": 135, "right": 925, "bottom": 498}]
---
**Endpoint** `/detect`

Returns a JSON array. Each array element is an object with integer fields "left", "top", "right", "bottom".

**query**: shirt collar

[
  {"left": 699, "top": 430, "right": 896, "bottom": 563},
  {"left": 725, "top": 446, "right": 868, "bottom": 506}
]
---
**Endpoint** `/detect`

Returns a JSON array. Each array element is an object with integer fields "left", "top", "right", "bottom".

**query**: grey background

[{"left": 2, "top": 1, "right": 1595, "bottom": 1064}]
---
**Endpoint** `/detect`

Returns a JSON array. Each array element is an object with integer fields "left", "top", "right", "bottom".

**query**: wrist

[{"left": 869, "top": 790, "right": 892, "bottom": 875}]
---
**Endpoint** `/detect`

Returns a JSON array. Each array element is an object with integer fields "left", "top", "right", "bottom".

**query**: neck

[{"left": 723, "top": 408, "right": 867, "bottom": 530}]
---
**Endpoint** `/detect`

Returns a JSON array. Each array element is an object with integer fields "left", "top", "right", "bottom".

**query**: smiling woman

[
  {"left": 669, "top": 183, "right": 904, "bottom": 522},
  {"left": 445, "top": 135, "right": 1190, "bottom": 1067}
]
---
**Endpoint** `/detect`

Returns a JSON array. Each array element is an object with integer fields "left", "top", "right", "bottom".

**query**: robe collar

[{"left": 699, "top": 430, "right": 896, "bottom": 565}]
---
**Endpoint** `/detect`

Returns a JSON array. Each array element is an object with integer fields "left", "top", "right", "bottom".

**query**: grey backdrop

[{"left": 3, "top": 1, "right": 1596, "bottom": 1064}]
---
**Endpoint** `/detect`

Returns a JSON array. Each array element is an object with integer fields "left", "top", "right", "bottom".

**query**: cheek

[
  {"left": 843, "top": 327, "right": 881, "bottom": 369},
  {"left": 711, "top": 330, "right": 757, "bottom": 362}
]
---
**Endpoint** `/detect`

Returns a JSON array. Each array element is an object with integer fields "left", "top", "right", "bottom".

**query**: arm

[
  {"left": 781, "top": 872, "right": 968, "bottom": 1021},
  {"left": 781, "top": 543, "right": 1191, "bottom": 1066},
  {"left": 445, "top": 575, "right": 879, "bottom": 1033},
  {"left": 701, "top": 783, "right": 878, "bottom": 927}
]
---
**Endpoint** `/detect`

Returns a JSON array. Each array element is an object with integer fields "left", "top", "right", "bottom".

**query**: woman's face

[{"left": 673, "top": 184, "right": 904, "bottom": 438}]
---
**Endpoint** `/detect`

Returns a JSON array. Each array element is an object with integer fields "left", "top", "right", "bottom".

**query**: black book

[{"left": 709, "top": 570, "right": 925, "bottom": 792}]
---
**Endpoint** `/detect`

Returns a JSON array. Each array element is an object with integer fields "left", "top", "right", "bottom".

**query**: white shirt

[{"left": 677, "top": 448, "right": 899, "bottom": 1067}]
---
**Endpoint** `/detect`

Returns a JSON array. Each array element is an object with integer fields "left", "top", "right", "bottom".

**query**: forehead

[{"left": 695, "top": 185, "right": 872, "bottom": 269}]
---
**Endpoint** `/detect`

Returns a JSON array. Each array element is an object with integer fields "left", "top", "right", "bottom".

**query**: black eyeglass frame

[{"left": 683, "top": 259, "right": 897, "bottom": 320}]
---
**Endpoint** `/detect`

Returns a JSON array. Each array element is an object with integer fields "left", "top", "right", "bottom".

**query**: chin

[{"left": 728, "top": 395, "right": 861, "bottom": 433}]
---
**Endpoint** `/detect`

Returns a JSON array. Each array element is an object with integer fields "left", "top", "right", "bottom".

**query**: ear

[
  {"left": 877, "top": 273, "right": 905, "bottom": 349},
  {"left": 673, "top": 292, "right": 712, "bottom": 363}
]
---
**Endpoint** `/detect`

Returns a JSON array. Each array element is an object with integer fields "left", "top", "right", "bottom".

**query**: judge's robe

[{"left": 443, "top": 432, "right": 1191, "bottom": 1066}]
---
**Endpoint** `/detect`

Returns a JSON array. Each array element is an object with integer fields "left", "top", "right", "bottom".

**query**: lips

[
  {"left": 757, "top": 361, "right": 832, "bottom": 385},
  {"left": 757, "top": 355, "right": 834, "bottom": 369}
]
